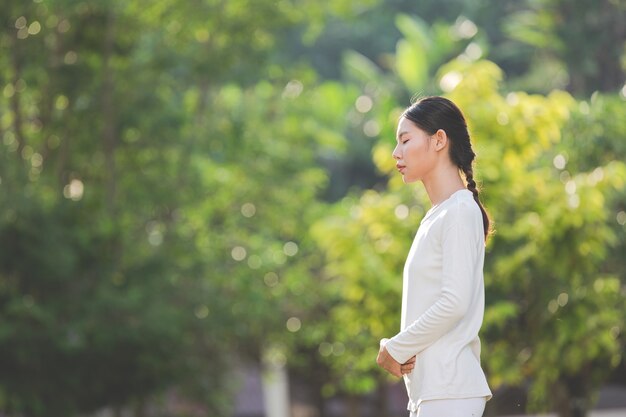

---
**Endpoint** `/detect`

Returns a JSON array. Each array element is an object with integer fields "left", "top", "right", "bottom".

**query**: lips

[{"left": 396, "top": 163, "right": 406, "bottom": 173}]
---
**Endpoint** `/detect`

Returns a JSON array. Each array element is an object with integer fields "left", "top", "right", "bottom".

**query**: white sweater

[{"left": 383, "top": 189, "right": 492, "bottom": 412}]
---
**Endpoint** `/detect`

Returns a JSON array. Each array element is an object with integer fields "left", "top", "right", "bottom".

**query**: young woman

[{"left": 376, "top": 96, "right": 492, "bottom": 417}]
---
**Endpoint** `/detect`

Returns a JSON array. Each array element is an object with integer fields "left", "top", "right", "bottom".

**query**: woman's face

[{"left": 392, "top": 117, "right": 437, "bottom": 183}]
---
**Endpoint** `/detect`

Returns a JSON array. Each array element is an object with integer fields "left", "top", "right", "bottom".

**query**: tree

[
  {"left": 0, "top": 0, "right": 361, "bottom": 415},
  {"left": 503, "top": 0, "right": 626, "bottom": 95}
]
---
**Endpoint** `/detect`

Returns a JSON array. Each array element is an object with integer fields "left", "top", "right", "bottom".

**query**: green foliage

[
  {"left": 1, "top": 1, "right": 625, "bottom": 416},
  {"left": 0, "top": 0, "right": 362, "bottom": 414},
  {"left": 393, "top": 13, "right": 475, "bottom": 94},
  {"left": 503, "top": 0, "right": 626, "bottom": 94}
]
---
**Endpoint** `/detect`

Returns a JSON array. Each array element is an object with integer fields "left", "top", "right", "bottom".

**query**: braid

[{"left": 463, "top": 164, "right": 478, "bottom": 198}]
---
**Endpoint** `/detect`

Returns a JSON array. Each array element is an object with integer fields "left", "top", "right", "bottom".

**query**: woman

[{"left": 376, "top": 96, "right": 492, "bottom": 417}]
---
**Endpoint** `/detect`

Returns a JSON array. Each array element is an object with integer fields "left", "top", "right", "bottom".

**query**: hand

[
  {"left": 376, "top": 345, "right": 401, "bottom": 377},
  {"left": 377, "top": 339, "right": 415, "bottom": 378},
  {"left": 400, "top": 355, "right": 416, "bottom": 375}
]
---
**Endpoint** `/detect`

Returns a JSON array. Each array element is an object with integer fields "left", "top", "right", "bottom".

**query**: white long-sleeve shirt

[{"left": 383, "top": 189, "right": 492, "bottom": 412}]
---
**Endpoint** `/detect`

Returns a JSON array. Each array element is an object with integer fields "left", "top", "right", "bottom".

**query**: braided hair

[{"left": 402, "top": 96, "right": 491, "bottom": 239}]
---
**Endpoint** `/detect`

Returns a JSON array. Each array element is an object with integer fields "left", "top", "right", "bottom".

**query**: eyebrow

[{"left": 396, "top": 131, "right": 410, "bottom": 141}]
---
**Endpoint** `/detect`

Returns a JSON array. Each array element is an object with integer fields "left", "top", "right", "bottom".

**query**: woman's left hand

[{"left": 401, "top": 355, "right": 416, "bottom": 375}]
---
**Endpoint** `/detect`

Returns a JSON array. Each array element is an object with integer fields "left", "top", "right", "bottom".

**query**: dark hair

[{"left": 402, "top": 96, "right": 491, "bottom": 239}]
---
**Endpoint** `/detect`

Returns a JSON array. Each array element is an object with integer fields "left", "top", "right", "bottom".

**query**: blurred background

[{"left": 1, "top": 0, "right": 625, "bottom": 417}]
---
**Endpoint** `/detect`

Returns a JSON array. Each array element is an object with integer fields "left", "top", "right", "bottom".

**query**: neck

[{"left": 421, "top": 164, "right": 465, "bottom": 206}]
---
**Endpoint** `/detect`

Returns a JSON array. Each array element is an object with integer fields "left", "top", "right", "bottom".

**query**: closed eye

[{"left": 397, "top": 131, "right": 410, "bottom": 144}]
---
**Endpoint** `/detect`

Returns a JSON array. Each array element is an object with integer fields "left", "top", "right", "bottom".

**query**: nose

[{"left": 392, "top": 144, "right": 401, "bottom": 160}]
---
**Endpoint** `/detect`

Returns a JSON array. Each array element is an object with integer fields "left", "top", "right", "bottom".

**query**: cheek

[{"left": 406, "top": 141, "right": 428, "bottom": 161}]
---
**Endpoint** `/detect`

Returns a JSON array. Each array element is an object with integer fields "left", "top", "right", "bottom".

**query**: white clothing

[
  {"left": 383, "top": 189, "right": 492, "bottom": 413},
  {"left": 410, "top": 397, "right": 486, "bottom": 417}
]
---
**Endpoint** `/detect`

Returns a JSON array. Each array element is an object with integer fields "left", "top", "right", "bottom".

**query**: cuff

[{"left": 384, "top": 334, "right": 414, "bottom": 364}]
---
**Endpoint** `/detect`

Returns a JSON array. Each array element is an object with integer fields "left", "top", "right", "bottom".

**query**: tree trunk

[
  {"left": 10, "top": 35, "right": 26, "bottom": 158},
  {"left": 133, "top": 399, "right": 146, "bottom": 417},
  {"left": 262, "top": 345, "right": 291, "bottom": 417},
  {"left": 101, "top": 8, "right": 118, "bottom": 215},
  {"left": 553, "top": 378, "right": 592, "bottom": 417},
  {"left": 313, "top": 380, "right": 326, "bottom": 417},
  {"left": 346, "top": 394, "right": 359, "bottom": 417},
  {"left": 374, "top": 378, "right": 389, "bottom": 417}
]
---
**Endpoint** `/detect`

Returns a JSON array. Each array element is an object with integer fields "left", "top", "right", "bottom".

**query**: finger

[{"left": 404, "top": 356, "right": 416, "bottom": 365}]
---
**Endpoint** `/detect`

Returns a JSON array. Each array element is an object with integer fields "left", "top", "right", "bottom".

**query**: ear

[{"left": 433, "top": 129, "right": 448, "bottom": 152}]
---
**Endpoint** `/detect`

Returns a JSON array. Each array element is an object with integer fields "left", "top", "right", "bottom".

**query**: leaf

[{"left": 342, "top": 50, "right": 383, "bottom": 85}]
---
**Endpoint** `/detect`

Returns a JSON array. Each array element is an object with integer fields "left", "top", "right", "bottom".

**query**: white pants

[{"left": 410, "top": 397, "right": 486, "bottom": 417}]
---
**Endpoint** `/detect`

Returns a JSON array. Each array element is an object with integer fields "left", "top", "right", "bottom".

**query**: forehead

[{"left": 396, "top": 117, "right": 420, "bottom": 134}]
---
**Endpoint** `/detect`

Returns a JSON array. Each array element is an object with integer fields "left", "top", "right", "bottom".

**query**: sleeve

[{"left": 384, "top": 202, "right": 482, "bottom": 364}]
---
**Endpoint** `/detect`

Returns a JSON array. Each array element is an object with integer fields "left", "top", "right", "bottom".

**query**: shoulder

[
  {"left": 439, "top": 191, "right": 483, "bottom": 237},
  {"left": 442, "top": 191, "right": 481, "bottom": 221}
]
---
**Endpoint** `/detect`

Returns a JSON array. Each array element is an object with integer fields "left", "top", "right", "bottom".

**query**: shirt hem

[{"left": 407, "top": 391, "right": 492, "bottom": 412}]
